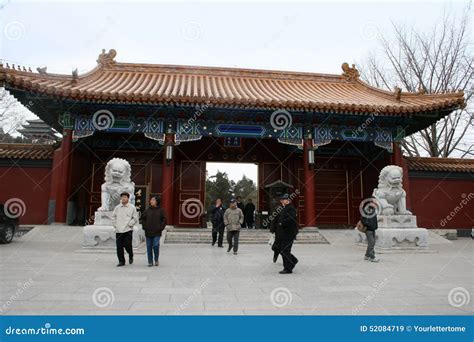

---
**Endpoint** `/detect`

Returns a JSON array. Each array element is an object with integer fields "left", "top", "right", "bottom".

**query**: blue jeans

[{"left": 146, "top": 236, "right": 160, "bottom": 264}]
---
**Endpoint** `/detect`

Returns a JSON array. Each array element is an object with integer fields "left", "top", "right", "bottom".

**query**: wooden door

[{"left": 175, "top": 160, "right": 206, "bottom": 227}]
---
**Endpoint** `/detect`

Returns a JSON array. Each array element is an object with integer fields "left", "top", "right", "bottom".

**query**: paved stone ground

[{"left": 0, "top": 225, "right": 472, "bottom": 315}]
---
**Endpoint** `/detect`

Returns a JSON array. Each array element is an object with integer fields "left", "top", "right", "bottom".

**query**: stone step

[{"left": 163, "top": 229, "right": 329, "bottom": 244}]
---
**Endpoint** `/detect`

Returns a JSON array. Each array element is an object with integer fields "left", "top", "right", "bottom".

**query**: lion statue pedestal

[
  {"left": 355, "top": 165, "right": 428, "bottom": 250},
  {"left": 82, "top": 158, "right": 145, "bottom": 248}
]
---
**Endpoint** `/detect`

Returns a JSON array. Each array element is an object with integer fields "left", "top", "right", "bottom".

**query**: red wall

[
  {"left": 409, "top": 177, "right": 474, "bottom": 229},
  {"left": 0, "top": 166, "right": 52, "bottom": 224}
]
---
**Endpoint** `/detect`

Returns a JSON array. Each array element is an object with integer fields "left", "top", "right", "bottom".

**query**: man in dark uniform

[
  {"left": 236, "top": 196, "right": 245, "bottom": 228},
  {"left": 210, "top": 198, "right": 225, "bottom": 247},
  {"left": 360, "top": 197, "right": 379, "bottom": 262},
  {"left": 275, "top": 194, "right": 299, "bottom": 274},
  {"left": 243, "top": 199, "right": 256, "bottom": 229}
]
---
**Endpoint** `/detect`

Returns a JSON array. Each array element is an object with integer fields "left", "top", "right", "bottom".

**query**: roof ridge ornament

[
  {"left": 341, "top": 62, "right": 360, "bottom": 81},
  {"left": 72, "top": 68, "right": 78, "bottom": 83},
  {"left": 37, "top": 66, "right": 47, "bottom": 75},
  {"left": 394, "top": 86, "right": 401, "bottom": 101},
  {"left": 97, "top": 49, "right": 117, "bottom": 67}
]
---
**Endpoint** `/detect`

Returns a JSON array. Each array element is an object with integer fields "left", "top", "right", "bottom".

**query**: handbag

[{"left": 356, "top": 220, "right": 367, "bottom": 233}]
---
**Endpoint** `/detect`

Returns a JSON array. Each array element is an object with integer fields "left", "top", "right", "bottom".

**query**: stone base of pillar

[
  {"left": 354, "top": 227, "right": 429, "bottom": 251},
  {"left": 82, "top": 225, "right": 145, "bottom": 249},
  {"left": 82, "top": 210, "right": 145, "bottom": 248}
]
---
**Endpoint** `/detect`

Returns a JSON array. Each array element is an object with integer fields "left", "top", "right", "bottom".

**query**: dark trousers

[
  {"left": 244, "top": 217, "right": 254, "bottom": 229},
  {"left": 279, "top": 238, "right": 298, "bottom": 271},
  {"left": 227, "top": 230, "right": 240, "bottom": 252},
  {"left": 272, "top": 238, "right": 280, "bottom": 261},
  {"left": 146, "top": 236, "right": 160, "bottom": 264},
  {"left": 212, "top": 227, "right": 224, "bottom": 246},
  {"left": 116, "top": 231, "right": 133, "bottom": 264},
  {"left": 365, "top": 230, "right": 376, "bottom": 259}
]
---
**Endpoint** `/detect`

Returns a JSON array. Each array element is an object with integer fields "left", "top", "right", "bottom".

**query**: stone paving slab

[{"left": 0, "top": 225, "right": 472, "bottom": 315}]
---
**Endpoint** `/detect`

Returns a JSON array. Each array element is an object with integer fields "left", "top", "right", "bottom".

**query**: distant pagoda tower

[{"left": 18, "top": 119, "right": 58, "bottom": 144}]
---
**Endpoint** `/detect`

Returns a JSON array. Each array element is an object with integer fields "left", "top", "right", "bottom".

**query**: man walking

[
  {"left": 361, "top": 197, "right": 379, "bottom": 262},
  {"left": 224, "top": 198, "right": 243, "bottom": 255},
  {"left": 210, "top": 198, "right": 225, "bottom": 247},
  {"left": 112, "top": 192, "right": 139, "bottom": 267},
  {"left": 243, "top": 199, "right": 256, "bottom": 229},
  {"left": 275, "top": 194, "right": 299, "bottom": 274}
]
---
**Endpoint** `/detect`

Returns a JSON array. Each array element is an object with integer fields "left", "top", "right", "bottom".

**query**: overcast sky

[{"left": 0, "top": 0, "right": 470, "bottom": 182}]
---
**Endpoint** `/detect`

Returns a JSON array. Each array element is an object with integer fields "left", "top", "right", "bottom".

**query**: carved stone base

[
  {"left": 378, "top": 214, "right": 417, "bottom": 228},
  {"left": 355, "top": 227, "right": 429, "bottom": 250},
  {"left": 82, "top": 224, "right": 145, "bottom": 248},
  {"left": 94, "top": 210, "right": 114, "bottom": 226}
]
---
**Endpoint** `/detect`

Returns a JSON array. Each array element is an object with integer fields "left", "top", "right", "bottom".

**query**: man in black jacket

[
  {"left": 236, "top": 196, "right": 245, "bottom": 228},
  {"left": 275, "top": 194, "right": 299, "bottom": 274},
  {"left": 243, "top": 199, "right": 256, "bottom": 229},
  {"left": 360, "top": 197, "right": 379, "bottom": 263},
  {"left": 210, "top": 198, "right": 225, "bottom": 247}
]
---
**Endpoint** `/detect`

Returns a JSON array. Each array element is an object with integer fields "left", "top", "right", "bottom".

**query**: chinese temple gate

[{"left": 0, "top": 49, "right": 465, "bottom": 228}]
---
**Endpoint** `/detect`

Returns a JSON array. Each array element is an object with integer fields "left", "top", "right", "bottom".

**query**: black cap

[
  {"left": 230, "top": 198, "right": 236, "bottom": 203},
  {"left": 280, "top": 193, "right": 290, "bottom": 200}
]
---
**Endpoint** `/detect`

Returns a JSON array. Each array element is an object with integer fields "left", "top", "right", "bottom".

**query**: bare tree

[
  {"left": 0, "top": 87, "right": 29, "bottom": 141},
  {"left": 360, "top": 4, "right": 473, "bottom": 157}
]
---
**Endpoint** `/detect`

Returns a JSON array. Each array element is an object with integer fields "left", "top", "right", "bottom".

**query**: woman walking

[{"left": 141, "top": 195, "right": 167, "bottom": 267}]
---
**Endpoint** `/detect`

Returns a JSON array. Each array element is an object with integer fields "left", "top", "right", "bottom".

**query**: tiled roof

[
  {"left": 0, "top": 49, "right": 465, "bottom": 115},
  {"left": 0, "top": 144, "right": 54, "bottom": 160},
  {"left": 407, "top": 157, "right": 474, "bottom": 173}
]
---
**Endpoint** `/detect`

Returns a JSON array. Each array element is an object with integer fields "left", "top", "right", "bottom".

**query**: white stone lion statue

[
  {"left": 372, "top": 165, "right": 411, "bottom": 216},
  {"left": 97, "top": 158, "right": 135, "bottom": 211}
]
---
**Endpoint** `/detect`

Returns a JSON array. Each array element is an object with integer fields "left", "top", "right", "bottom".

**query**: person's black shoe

[
  {"left": 279, "top": 269, "right": 292, "bottom": 274},
  {"left": 116, "top": 263, "right": 125, "bottom": 267},
  {"left": 218, "top": 245, "right": 224, "bottom": 248},
  {"left": 273, "top": 253, "right": 278, "bottom": 263},
  {"left": 129, "top": 256, "right": 133, "bottom": 265},
  {"left": 227, "top": 246, "right": 232, "bottom": 252},
  {"left": 212, "top": 241, "right": 216, "bottom": 246}
]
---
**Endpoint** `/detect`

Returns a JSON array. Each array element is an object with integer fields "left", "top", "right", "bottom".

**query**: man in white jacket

[{"left": 112, "top": 192, "right": 138, "bottom": 267}]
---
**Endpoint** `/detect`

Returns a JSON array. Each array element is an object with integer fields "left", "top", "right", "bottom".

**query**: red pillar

[
  {"left": 391, "top": 142, "right": 411, "bottom": 209},
  {"left": 303, "top": 138, "right": 316, "bottom": 228},
  {"left": 54, "top": 128, "right": 73, "bottom": 223},
  {"left": 161, "top": 134, "right": 175, "bottom": 225}
]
